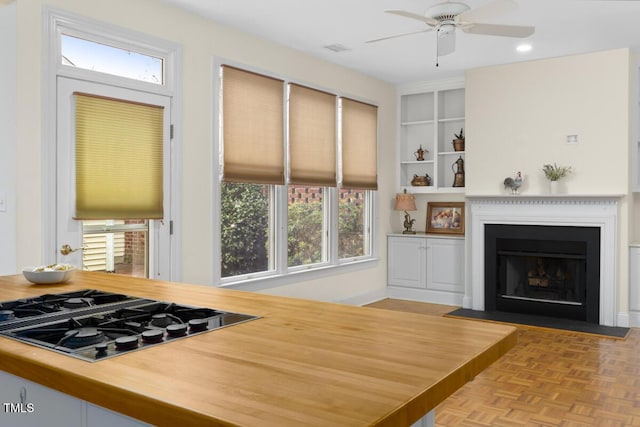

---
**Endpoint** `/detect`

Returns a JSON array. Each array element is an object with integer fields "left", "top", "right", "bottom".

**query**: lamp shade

[{"left": 394, "top": 192, "right": 416, "bottom": 212}]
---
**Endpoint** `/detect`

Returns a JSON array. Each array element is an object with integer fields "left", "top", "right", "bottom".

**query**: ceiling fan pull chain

[{"left": 436, "top": 27, "right": 440, "bottom": 67}]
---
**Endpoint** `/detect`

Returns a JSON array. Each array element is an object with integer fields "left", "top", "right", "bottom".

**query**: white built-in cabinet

[
  {"left": 397, "top": 79, "right": 465, "bottom": 193},
  {"left": 0, "top": 370, "right": 149, "bottom": 427},
  {"left": 387, "top": 234, "right": 464, "bottom": 306}
]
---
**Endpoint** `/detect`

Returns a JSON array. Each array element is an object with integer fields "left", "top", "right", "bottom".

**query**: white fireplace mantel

[{"left": 466, "top": 194, "right": 623, "bottom": 327}]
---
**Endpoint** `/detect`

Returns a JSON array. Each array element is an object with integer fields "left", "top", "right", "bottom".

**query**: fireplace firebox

[{"left": 485, "top": 224, "right": 600, "bottom": 323}]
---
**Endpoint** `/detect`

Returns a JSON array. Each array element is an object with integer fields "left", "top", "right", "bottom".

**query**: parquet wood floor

[{"left": 366, "top": 299, "right": 640, "bottom": 426}]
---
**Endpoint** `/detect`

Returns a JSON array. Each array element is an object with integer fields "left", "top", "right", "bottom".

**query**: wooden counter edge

[{"left": 375, "top": 325, "right": 518, "bottom": 427}]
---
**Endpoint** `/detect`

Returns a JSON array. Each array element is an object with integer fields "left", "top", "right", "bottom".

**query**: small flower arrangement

[{"left": 542, "top": 163, "right": 572, "bottom": 181}]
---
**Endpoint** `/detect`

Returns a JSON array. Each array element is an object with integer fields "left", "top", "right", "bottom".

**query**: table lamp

[{"left": 394, "top": 189, "right": 417, "bottom": 234}]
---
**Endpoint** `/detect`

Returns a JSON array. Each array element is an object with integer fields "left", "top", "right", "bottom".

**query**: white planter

[{"left": 549, "top": 180, "right": 559, "bottom": 194}]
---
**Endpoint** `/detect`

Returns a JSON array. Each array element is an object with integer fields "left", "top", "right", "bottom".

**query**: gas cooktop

[{"left": 0, "top": 289, "right": 259, "bottom": 362}]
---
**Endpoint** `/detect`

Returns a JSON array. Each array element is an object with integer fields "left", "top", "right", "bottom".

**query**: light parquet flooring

[{"left": 366, "top": 299, "right": 640, "bottom": 426}]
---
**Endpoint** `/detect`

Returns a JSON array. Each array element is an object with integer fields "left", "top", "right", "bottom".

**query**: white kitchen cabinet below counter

[
  {"left": 0, "top": 370, "right": 149, "bottom": 427},
  {"left": 387, "top": 234, "right": 464, "bottom": 306}
]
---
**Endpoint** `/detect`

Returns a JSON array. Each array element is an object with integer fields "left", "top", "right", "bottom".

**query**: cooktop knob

[
  {"left": 95, "top": 342, "right": 108, "bottom": 357},
  {"left": 141, "top": 329, "right": 165, "bottom": 344},
  {"left": 114, "top": 335, "right": 139, "bottom": 351},
  {"left": 188, "top": 318, "right": 209, "bottom": 332},
  {"left": 166, "top": 323, "right": 187, "bottom": 337}
]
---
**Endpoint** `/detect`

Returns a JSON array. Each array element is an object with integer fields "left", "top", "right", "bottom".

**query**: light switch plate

[{"left": 0, "top": 191, "right": 6, "bottom": 212}]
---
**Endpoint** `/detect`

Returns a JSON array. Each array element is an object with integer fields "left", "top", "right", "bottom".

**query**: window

[
  {"left": 220, "top": 182, "right": 272, "bottom": 278},
  {"left": 338, "top": 188, "right": 370, "bottom": 259},
  {"left": 61, "top": 34, "right": 163, "bottom": 84},
  {"left": 219, "top": 64, "right": 376, "bottom": 283},
  {"left": 82, "top": 220, "right": 148, "bottom": 277},
  {"left": 288, "top": 185, "right": 325, "bottom": 267}
]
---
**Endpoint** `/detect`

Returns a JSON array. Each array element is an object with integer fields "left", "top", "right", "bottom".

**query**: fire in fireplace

[{"left": 485, "top": 224, "right": 600, "bottom": 323}]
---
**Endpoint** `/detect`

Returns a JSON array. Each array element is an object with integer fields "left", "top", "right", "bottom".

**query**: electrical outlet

[
  {"left": 567, "top": 134, "right": 578, "bottom": 144},
  {"left": 0, "top": 191, "right": 6, "bottom": 212}
]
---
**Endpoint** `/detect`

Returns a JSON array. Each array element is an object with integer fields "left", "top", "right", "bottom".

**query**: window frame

[{"left": 215, "top": 60, "right": 378, "bottom": 290}]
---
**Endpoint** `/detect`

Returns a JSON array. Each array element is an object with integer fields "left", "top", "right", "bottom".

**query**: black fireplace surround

[{"left": 485, "top": 224, "right": 600, "bottom": 323}]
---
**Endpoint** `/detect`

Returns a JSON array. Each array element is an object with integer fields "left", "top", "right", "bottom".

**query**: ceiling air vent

[{"left": 323, "top": 44, "right": 351, "bottom": 53}]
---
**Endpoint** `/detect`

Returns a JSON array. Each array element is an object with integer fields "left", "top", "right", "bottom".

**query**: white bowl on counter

[{"left": 22, "top": 265, "right": 76, "bottom": 284}]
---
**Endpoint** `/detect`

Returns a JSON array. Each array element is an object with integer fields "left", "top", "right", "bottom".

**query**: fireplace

[
  {"left": 484, "top": 224, "right": 600, "bottom": 323},
  {"left": 468, "top": 196, "right": 620, "bottom": 327}
]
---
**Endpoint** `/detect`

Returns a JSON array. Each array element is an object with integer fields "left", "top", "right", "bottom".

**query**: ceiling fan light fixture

[{"left": 438, "top": 23, "right": 456, "bottom": 34}]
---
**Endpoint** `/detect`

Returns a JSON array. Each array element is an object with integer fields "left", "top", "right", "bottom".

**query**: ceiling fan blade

[
  {"left": 384, "top": 10, "right": 439, "bottom": 26},
  {"left": 456, "top": 0, "right": 518, "bottom": 23},
  {"left": 462, "top": 23, "right": 534, "bottom": 38},
  {"left": 437, "top": 29, "right": 456, "bottom": 56},
  {"left": 365, "top": 28, "right": 433, "bottom": 44}
]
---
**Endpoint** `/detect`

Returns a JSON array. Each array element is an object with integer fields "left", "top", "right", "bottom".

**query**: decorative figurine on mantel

[
  {"left": 414, "top": 145, "right": 427, "bottom": 161},
  {"left": 503, "top": 171, "right": 523, "bottom": 194},
  {"left": 452, "top": 128, "right": 465, "bottom": 152}
]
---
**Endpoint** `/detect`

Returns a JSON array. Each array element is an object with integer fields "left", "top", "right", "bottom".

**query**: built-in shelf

[{"left": 397, "top": 79, "right": 465, "bottom": 193}]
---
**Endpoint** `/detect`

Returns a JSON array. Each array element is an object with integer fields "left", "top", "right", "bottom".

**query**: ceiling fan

[{"left": 367, "top": 0, "right": 535, "bottom": 64}]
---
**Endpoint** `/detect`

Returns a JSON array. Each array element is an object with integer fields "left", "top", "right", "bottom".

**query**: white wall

[
  {"left": 465, "top": 49, "right": 632, "bottom": 316},
  {"left": 466, "top": 49, "right": 630, "bottom": 195},
  {"left": 12, "top": 0, "right": 396, "bottom": 303},
  {"left": 0, "top": 2, "right": 17, "bottom": 275}
]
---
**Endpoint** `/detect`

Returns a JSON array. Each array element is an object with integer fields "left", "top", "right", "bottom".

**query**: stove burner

[
  {"left": 150, "top": 313, "right": 172, "bottom": 328},
  {"left": 141, "top": 329, "right": 164, "bottom": 344},
  {"left": 64, "top": 297, "right": 95, "bottom": 309},
  {"left": 115, "top": 335, "right": 139, "bottom": 351},
  {"left": 0, "top": 310, "right": 15, "bottom": 321},
  {"left": 188, "top": 318, "right": 209, "bottom": 332},
  {"left": 60, "top": 328, "right": 105, "bottom": 349},
  {"left": 0, "top": 289, "right": 259, "bottom": 362},
  {"left": 166, "top": 323, "right": 187, "bottom": 337}
]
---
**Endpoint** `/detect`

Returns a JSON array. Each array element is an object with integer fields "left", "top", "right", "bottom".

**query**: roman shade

[
  {"left": 74, "top": 93, "right": 164, "bottom": 220},
  {"left": 288, "top": 84, "right": 337, "bottom": 186},
  {"left": 222, "top": 65, "right": 285, "bottom": 185},
  {"left": 341, "top": 98, "right": 378, "bottom": 190}
]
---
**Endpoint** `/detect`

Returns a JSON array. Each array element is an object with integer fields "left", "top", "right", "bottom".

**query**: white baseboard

[
  {"left": 386, "top": 286, "right": 463, "bottom": 307},
  {"left": 627, "top": 311, "right": 640, "bottom": 328},
  {"left": 337, "top": 287, "right": 388, "bottom": 306}
]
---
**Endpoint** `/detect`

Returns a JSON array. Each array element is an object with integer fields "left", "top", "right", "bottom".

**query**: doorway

[{"left": 56, "top": 77, "right": 172, "bottom": 279}]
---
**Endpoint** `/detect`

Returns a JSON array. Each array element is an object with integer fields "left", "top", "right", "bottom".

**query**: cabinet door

[
  {"left": 426, "top": 238, "right": 464, "bottom": 293},
  {"left": 87, "top": 403, "right": 151, "bottom": 427},
  {"left": 388, "top": 236, "right": 427, "bottom": 288},
  {"left": 0, "top": 371, "right": 86, "bottom": 427}
]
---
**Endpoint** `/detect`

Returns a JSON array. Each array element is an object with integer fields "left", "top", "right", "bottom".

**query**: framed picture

[{"left": 426, "top": 202, "right": 465, "bottom": 235}]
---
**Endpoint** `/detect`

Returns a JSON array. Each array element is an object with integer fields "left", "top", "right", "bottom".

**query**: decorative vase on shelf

[
  {"left": 549, "top": 180, "right": 559, "bottom": 194},
  {"left": 452, "top": 128, "right": 465, "bottom": 152}
]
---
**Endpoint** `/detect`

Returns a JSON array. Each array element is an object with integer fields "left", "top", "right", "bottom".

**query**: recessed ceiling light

[{"left": 516, "top": 43, "right": 532, "bottom": 53}]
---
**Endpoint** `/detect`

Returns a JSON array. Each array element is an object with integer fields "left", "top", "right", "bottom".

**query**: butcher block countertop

[{"left": 0, "top": 271, "right": 516, "bottom": 426}]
